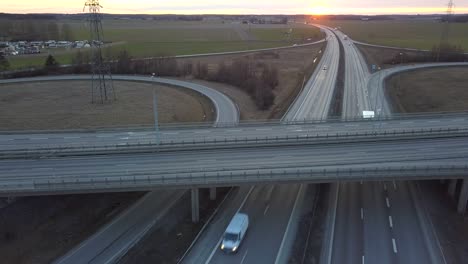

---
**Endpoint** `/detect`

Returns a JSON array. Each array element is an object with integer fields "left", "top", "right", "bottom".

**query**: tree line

[
  {"left": 383, "top": 43, "right": 467, "bottom": 65},
  {"left": 0, "top": 20, "right": 75, "bottom": 41}
]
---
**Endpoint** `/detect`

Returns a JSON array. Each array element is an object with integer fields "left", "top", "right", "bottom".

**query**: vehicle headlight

[
  {"left": 221, "top": 244, "right": 225, "bottom": 250},
  {"left": 232, "top": 246, "right": 237, "bottom": 252}
]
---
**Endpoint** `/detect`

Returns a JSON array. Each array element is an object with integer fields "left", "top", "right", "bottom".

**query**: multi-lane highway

[
  {"left": 182, "top": 26, "right": 340, "bottom": 264},
  {"left": 330, "top": 29, "right": 448, "bottom": 264}
]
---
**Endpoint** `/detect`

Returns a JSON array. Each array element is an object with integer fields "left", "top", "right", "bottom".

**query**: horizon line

[{"left": 2, "top": 12, "right": 468, "bottom": 16}]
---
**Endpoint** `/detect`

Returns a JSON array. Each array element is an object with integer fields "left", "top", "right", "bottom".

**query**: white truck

[{"left": 220, "top": 213, "right": 249, "bottom": 253}]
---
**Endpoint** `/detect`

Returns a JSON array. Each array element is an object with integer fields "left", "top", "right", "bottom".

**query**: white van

[{"left": 220, "top": 213, "right": 249, "bottom": 253}]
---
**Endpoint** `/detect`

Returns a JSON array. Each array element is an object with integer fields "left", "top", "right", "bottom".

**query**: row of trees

[
  {"left": 69, "top": 49, "right": 279, "bottom": 109},
  {"left": 383, "top": 43, "right": 467, "bottom": 65},
  {"left": 195, "top": 60, "right": 278, "bottom": 109},
  {"left": 107, "top": 50, "right": 279, "bottom": 109},
  {"left": 0, "top": 20, "right": 75, "bottom": 41}
]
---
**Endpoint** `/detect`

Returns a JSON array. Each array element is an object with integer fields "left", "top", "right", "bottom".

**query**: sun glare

[
  {"left": 307, "top": 0, "right": 331, "bottom": 16},
  {"left": 308, "top": 5, "right": 329, "bottom": 15}
]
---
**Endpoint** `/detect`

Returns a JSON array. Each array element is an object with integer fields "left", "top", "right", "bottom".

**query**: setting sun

[
  {"left": 308, "top": 5, "right": 330, "bottom": 15},
  {"left": 307, "top": 0, "right": 331, "bottom": 15}
]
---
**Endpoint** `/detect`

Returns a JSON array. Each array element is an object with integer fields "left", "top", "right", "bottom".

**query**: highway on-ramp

[{"left": 0, "top": 75, "right": 239, "bottom": 125}]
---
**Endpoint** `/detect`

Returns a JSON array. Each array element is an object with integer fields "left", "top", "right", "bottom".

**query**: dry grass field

[
  {"left": 386, "top": 67, "right": 468, "bottom": 113},
  {"left": 0, "top": 80, "right": 214, "bottom": 130}
]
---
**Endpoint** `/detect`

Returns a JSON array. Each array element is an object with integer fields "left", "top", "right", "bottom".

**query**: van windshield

[{"left": 224, "top": 232, "right": 239, "bottom": 241}]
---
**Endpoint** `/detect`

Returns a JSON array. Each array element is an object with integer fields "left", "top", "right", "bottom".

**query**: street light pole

[{"left": 152, "top": 75, "right": 160, "bottom": 147}]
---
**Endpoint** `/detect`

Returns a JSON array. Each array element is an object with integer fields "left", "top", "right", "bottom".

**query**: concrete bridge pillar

[
  {"left": 191, "top": 188, "right": 200, "bottom": 223},
  {"left": 448, "top": 179, "right": 458, "bottom": 198},
  {"left": 209, "top": 187, "right": 217, "bottom": 200},
  {"left": 457, "top": 179, "right": 468, "bottom": 214}
]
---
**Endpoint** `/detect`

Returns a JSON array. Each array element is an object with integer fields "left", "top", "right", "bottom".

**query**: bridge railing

[
  {"left": 1, "top": 164, "right": 467, "bottom": 196},
  {"left": 0, "top": 111, "right": 467, "bottom": 134},
  {"left": 1, "top": 126, "right": 468, "bottom": 159}
]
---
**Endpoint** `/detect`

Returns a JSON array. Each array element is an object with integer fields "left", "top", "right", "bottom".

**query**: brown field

[
  {"left": 0, "top": 80, "right": 214, "bottom": 131},
  {"left": 357, "top": 44, "right": 428, "bottom": 70},
  {"left": 386, "top": 67, "right": 468, "bottom": 113}
]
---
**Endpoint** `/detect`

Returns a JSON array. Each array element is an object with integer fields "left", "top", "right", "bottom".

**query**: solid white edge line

[
  {"left": 204, "top": 186, "right": 255, "bottom": 264},
  {"left": 240, "top": 249, "right": 249, "bottom": 264},
  {"left": 274, "top": 184, "right": 306, "bottom": 264}
]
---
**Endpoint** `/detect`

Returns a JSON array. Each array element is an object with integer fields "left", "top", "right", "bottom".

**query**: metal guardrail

[
  {"left": 1, "top": 126, "right": 467, "bottom": 159},
  {"left": 0, "top": 111, "right": 467, "bottom": 134},
  {"left": 2, "top": 165, "right": 468, "bottom": 196}
]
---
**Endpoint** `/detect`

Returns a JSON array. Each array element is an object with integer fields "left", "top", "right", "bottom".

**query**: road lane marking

[
  {"left": 361, "top": 208, "right": 364, "bottom": 220},
  {"left": 97, "top": 135, "right": 112, "bottom": 138},
  {"left": 163, "top": 132, "right": 179, "bottom": 135},
  {"left": 256, "top": 128, "right": 272, "bottom": 131},
  {"left": 116, "top": 164, "right": 136, "bottom": 167},
  {"left": 383, "top": 183, "right": 387, "bottom": 191},
  {"left": 119, "top": 137, "right": 129, "bottom": 140},
  {"left": 37, "top": 167, "right": 53, "bottom": 170},
  {"left": 64, "top": 137, "right": 80, "bottom": 139},
  {"left": 392, "top": 238, "right": 398, "bottom": 253},
  {"left": 388, "top": 215, "right": 393, "bottom": 228},
  {"left": 264, "top": 204, "right": 270, "bottom": 215},
  {"left": 195, "top": 130, "right": 211, "bottom": 134},
  {"left": 241, "top": 250, "right": 249, "bottom": 264},
  {"left": 386, "top": 197, "right": 391, "bottom": 208},
  {"left": 30, "top": 138, "right": 48, "bottom": 140},
  {"left": 226, "top": 129, "right": 242, "bottom": 133},
  {"left": 197, "top": 159, "right": 217, "bottom": 163},
  {"left": 362, "top": 255, "right": 365, "bottom": 264},
  {"left": 360, "top": 180, "right": 363, "bottom": 185},
  {"left": 393, "top": 181, "right": 397, "bottom": 190}
]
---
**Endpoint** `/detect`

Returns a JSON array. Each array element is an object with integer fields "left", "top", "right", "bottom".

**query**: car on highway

[
  {"left": 323, "top": 66, "right": 328, "bottom": 70},
  {"left": 220, "top": 213, "right": 249, "bottom": 253}
]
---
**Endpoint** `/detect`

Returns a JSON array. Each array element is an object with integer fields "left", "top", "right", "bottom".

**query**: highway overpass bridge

[
  {"left": 1, "top": 136, "right": 467, "bottom": 196},
  {"left": 1, "top": 112, "right": 468, "bottom": 158}
]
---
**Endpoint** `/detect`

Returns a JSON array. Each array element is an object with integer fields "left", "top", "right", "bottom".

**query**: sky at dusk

[{"left": 3, "top": 0, "right": 468, "bottom": 15}]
